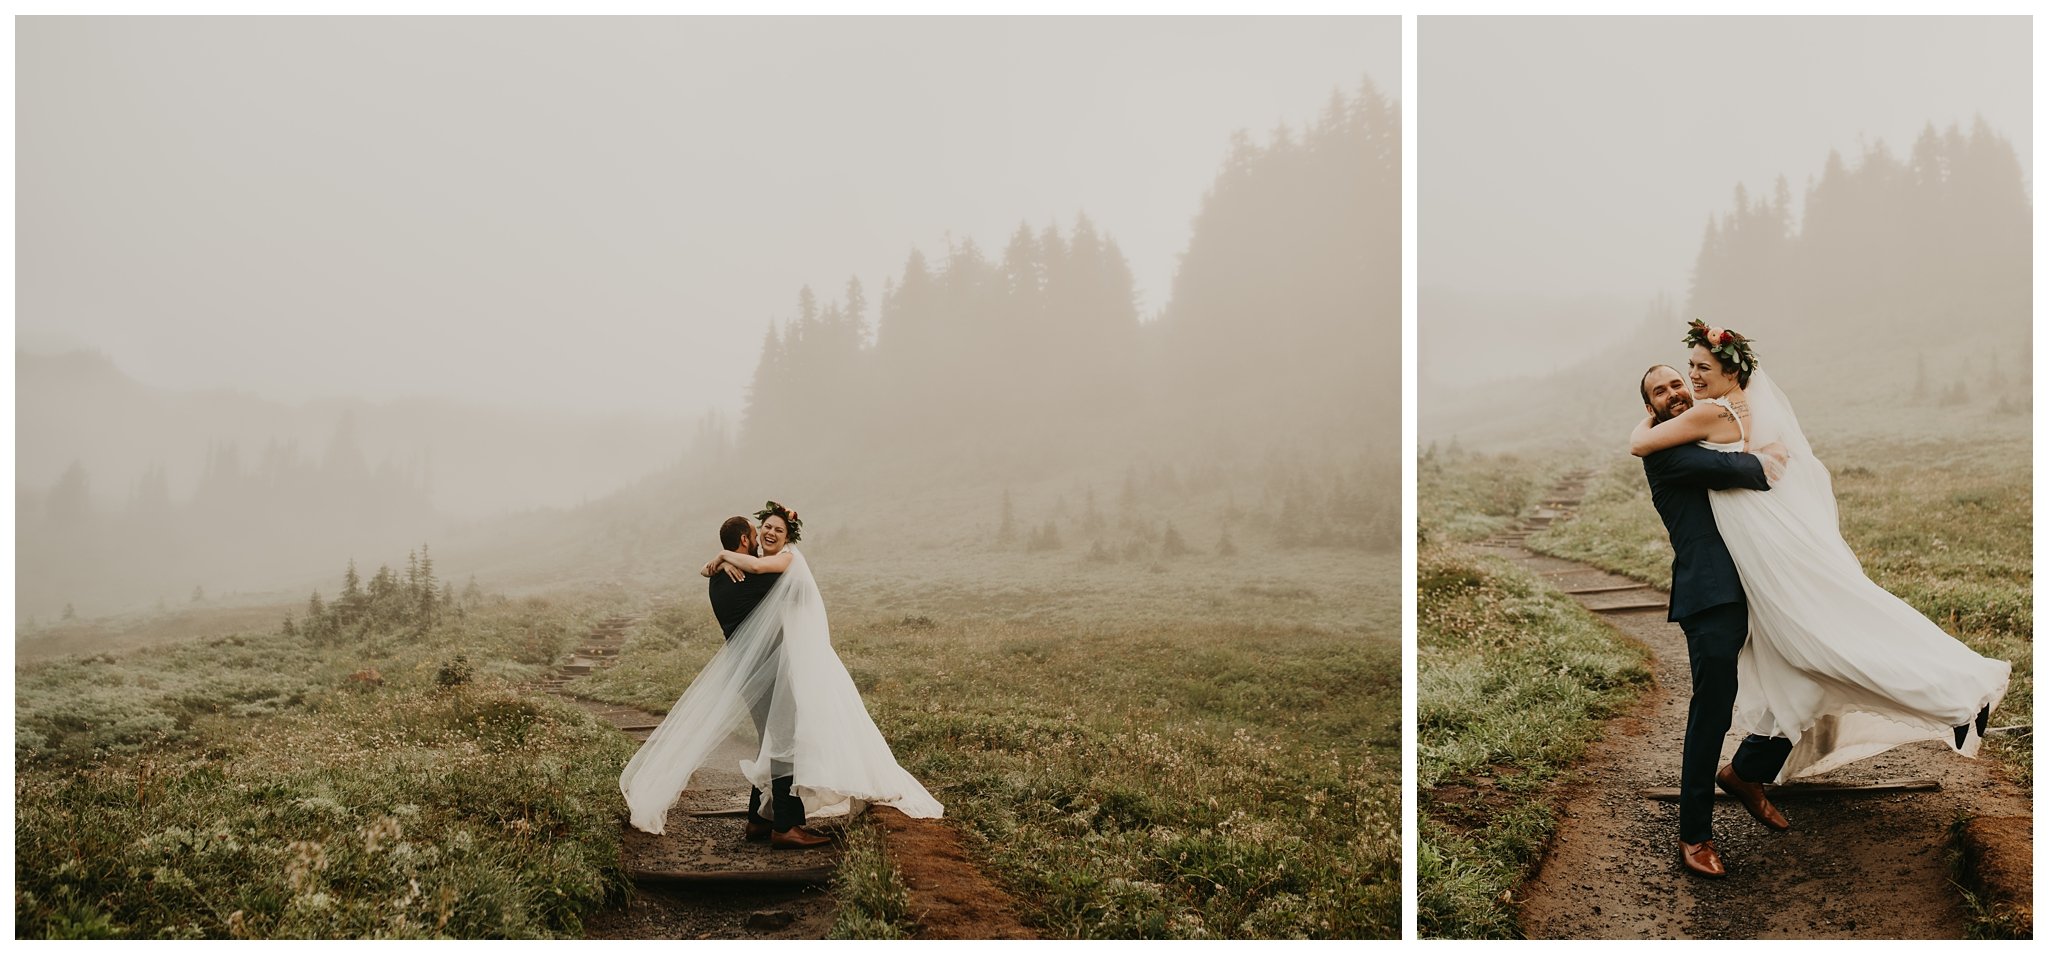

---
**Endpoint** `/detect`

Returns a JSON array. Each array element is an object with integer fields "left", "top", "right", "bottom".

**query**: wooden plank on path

[
  {"left": 627, "top": 865, "right": 835, "bottom": 886},
  {"left": 1561, "top": 584, "right": 1653, "bottom": 595},
  {"left": 1639, "top": 778, "right": 1940, "bottom": 801},
  {"left": 1590, "top": 601, "right": 1668, "bottom": 613}
]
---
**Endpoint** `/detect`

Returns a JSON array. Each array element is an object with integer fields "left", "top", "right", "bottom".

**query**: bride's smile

[
  {"left": 1688, "top": 344, "right": 1741, "bottom": 399},
  {"left": 759, "top": 515, "right": 788, "bottom": 552}
]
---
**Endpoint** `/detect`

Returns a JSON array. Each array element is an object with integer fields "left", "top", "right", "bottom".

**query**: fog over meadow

[
  {"left": 1420, "top": 16, "right": 2031, "bottom": 449},
  {"left": 17, "top": 17, "right": 1401, "bottom": 624}
]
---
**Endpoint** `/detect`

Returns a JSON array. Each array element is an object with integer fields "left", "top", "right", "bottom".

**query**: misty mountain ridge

[
  {"left": 16, "top": 347, "right": 689, "bottom": 518},
  {"left": 16, "top": 348, "right": 690, "bottom": 620},
  {"left": 1424, "top": 116, "right": 2031, "bottom": 452},
  {"left": 425, "top": 79, "right": 1403, "bottom": 603},
  {"left": 17, "top": 78, "right": 1400, "bottom": 625}
]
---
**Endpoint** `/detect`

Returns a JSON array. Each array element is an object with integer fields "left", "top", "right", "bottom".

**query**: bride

[
  {"left": 1630, "top": 321, "right": 2009, "bottom": 781},
  {"left": 619, "top": 501, "right": 942, "bottom": 840}
]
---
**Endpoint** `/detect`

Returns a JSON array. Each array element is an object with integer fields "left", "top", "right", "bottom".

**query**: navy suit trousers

[{"left": 1677, "top": 600, "right": 1793, "bottom": 843}]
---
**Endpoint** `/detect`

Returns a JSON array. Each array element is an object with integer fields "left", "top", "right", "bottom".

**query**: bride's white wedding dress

[
  {"left": 1700, "top": 370, "right": 2010, "bottom": 781},
  {"left": 619, "top": 547, "right": 943, "bottom": 834}
]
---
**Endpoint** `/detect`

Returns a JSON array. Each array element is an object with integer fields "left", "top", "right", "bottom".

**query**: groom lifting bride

[
  {"left": 1630, "top": 322, "right": 2009, "bottom": 879},
  {"left": 702, "top": 511, "right": 829, "bottom": 849},
  {"left": 1635, "top": 360, "right": 1793, "bottom": 878},
  {"left": 619, "top": 501, "right": 943, "bottom": 847}
]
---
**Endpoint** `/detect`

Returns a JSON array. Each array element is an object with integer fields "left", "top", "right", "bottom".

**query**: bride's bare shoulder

[{"left": 1680, "top": 400, "right": 1729, "bottom": 423}]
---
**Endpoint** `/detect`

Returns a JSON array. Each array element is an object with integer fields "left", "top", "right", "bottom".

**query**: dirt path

[
  {"left": 536, "top": 613, "right": 837, "bottom": 939},
  {"left": 870, "top": 807, "right": 1037, "bottom": 939},
  {"left": 538, "top": 611, "right": 1034, "bottom": 939},
  {"left": 1480, "top": 473, "right": 2033, "bottom": 940}
]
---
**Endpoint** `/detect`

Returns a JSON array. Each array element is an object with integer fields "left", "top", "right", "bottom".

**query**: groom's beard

[{"left": 1656, "top": 395, "right": 1693, "bottom": 423}]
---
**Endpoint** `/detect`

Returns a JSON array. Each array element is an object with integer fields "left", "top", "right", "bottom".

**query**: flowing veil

[
  {"left": 1715, "top": 370, "right": 2009, "bottom": 779},
  {"left": 1737, "top": 369, "right": 1858, "bottom": 569},
  {"left": 620, "top": 548, "right": 942, "bottom": 834}
]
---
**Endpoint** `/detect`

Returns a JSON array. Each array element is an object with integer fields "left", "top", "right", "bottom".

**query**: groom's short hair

[
  {"left": 1640, "top": 364, "right": 1680, "bottom": 405},
  {"left": 719, "top": 516, "right": 754, "bottom": 551}
]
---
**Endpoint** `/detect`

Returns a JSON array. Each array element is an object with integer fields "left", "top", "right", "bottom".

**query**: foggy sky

[
  {"left": 1420, "top": 15, "right": 2030, "bottom": 384},
  {"left": 18, "top": 16, "right": 1397, "bottom": 417}
]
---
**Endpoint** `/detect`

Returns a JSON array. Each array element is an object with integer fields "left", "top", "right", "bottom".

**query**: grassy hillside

[
  {"left": 16, "top": 589, "right": 637, "bottom": 938},
  {"left": 17, "top": 483, "right": 1400, "bottom": 939},
  {"left": 1415, "top": 457, "right": 1653, "bottom": 938}
]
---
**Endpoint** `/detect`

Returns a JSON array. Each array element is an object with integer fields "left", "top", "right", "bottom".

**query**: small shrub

[{"left": 435, "top": 654, "right": 473, "bottom": 688}]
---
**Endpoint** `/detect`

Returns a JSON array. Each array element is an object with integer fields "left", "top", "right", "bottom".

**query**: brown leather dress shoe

[
  {"left": 770, "top": 826, "right": 832, "bottom": 850},
  {"left": 1717, "top": 763, "right": 1791, "bottom": 831},
  {"left": 743, "top": 816, "right": 772, "bottom": 842},
  {"left": 1679, "top": 839, "right": 1727, "bottom": 878}
]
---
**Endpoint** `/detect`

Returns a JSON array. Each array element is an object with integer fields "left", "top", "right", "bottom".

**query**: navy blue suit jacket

[
  {"left": 1642, "top": 444, "right": 1771, "bottom": 621},
  {"left": 709, "top": 571, "right": 781, "bottom": 640}
]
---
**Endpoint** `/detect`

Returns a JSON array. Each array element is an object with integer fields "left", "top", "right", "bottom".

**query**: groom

[
  {"left": 1637, "top": 364, "right": 1794, "bottom": 878},
  {"left": 707, "top": 515, "right": 830, "bottom": 850}
]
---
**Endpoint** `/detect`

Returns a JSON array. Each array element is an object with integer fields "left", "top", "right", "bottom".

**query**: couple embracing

[
  {"left": 1632, "top": 321, "right": 2009, "bottom": 878},
  {"left": 618, "top": 501, "right": 941, "bottom": 847}
]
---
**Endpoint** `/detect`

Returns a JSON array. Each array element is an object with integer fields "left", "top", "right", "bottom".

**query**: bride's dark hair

[
  {"left": 1684, "top": 319, "right": 1758, "bottom": 389},
  {"left": 755, "top": 500, "right": 802, "bottom": 543}
]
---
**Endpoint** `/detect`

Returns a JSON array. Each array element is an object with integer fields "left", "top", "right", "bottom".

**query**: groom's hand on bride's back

[{"left": 1754, "top": 442, "right": 1790, "bottom": 485}]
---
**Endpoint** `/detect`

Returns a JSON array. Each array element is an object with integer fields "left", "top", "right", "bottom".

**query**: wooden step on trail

[
  {"left": 1590, "top": 601, "right": 1669, "bottom": 614},
  {"left": 1640, "top": 778, "right": 1941, "bottom": 801},
  {"left": 621, "top": 800, "right": 845, "bottom": 887},
  {"left": 627, "top": 865, "right": 835, "bottom": 886}
]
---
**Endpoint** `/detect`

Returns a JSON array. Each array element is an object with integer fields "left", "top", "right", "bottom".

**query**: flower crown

[
  {"left": 755, "top": 500, "right": 802, "bottom": 543},
  {"left": 1683, "top": 319, "right": 1759, "bottom": 379}
]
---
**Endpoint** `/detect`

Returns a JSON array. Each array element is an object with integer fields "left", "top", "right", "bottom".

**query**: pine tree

[
  {"left": 368, "top": 565, "right": 397, "bottom": 623},
  {"left": 844, "top": 275, "right": 870, "bottom": 348},
  {"left": 997, "top": 489, "right": 1017, "bottom": 545},
  {"left": 417, "top": 544, "right": 439, "bottom": 625},
  {"left": 1027, "top": 520, "right": 1062, "bottom": 552},
  {"left": 1161, "top": 523, "right": 1189, "bottom": 557},
  {"left": 49, "top": 460, "right": 92, "bottom": 526},
  {"left": 341, "top": 559, "right": 363, "bottom": 623}
]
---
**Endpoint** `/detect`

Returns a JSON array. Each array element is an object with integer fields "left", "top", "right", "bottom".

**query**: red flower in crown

[{"left": 1717, "top": 331, "right": 1734, "bottom": 345}]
